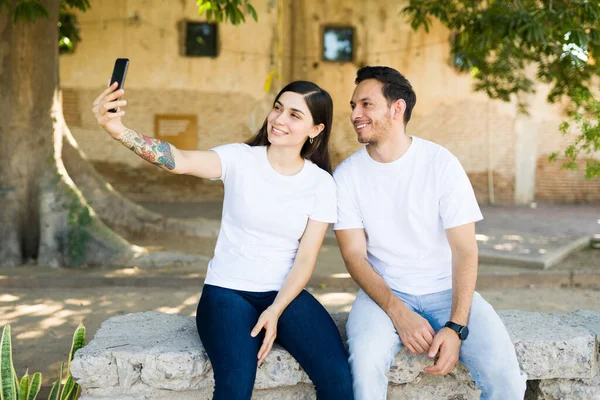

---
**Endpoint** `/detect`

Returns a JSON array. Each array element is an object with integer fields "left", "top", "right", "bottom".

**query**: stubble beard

[{"left": 358, "top": 112, "right": 393, "bottom": 146}]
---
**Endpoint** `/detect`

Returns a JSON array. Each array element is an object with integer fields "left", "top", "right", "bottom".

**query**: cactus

[{"left": 1, "top": 323, "right": 85, "bottom": 400}]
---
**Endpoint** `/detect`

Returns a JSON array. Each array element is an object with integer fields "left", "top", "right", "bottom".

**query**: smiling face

[
  {"left": 266, "top": 91, "right": 322, "bottom": 148},
  {"left": 350, "top": 79, "right": 397, "bottom": 145}
]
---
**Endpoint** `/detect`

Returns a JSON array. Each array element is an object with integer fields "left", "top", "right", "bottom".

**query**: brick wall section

[
  {"left": 468, "top": 172, "right": 515, "bottom": 205},
  {"left": 412, "top": 100, "right": 516, "bottom": 205},
  {"left": 535, "top": 156, "right": 600, "bottom": 203},
  {"left": 63, "top": 88, "right": 81, "bottom": 128}
]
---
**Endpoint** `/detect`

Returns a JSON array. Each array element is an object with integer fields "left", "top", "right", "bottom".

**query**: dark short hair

[
  {"left": 246, "top": 81, "right": 333, "bottom": 173},
  {"left": 355, "top": 66, "right": 417, "bottom": 125}
]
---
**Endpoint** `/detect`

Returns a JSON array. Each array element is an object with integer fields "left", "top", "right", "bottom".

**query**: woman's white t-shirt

[{"left": 205, "top": 143, "right": 337, "bottom": 292}]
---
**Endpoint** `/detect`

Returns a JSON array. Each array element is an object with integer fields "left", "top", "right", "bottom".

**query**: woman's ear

[{"left": 311, "top": 123, "right": 325, "bottom": 139}]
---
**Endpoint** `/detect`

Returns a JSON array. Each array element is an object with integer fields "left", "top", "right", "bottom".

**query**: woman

[{"left": 93, "top": 81, "right": 354, "bottom": 399}]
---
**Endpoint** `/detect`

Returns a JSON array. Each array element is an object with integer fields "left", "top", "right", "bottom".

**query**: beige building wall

[
  {"left": 60, "top": 0, "right": 598, "bottom": 204},
  {"left": 61, "top": 0, "right": 278, "bottom": 171},
  {"left": 284, "top": 0, "right": 519, "bottom": 203}
]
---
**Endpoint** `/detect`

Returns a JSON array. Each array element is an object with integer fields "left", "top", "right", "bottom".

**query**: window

[
  {"left": 185, "top": 22, "right": 218, "bottom": 57},
  {"left": 323, "top": 27, "right": 354, "bottom": 62}
]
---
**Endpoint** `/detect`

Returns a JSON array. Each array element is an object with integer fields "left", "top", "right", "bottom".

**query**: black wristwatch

[{"left": 444, "top": 321, "right": 469, "bottom": 340}]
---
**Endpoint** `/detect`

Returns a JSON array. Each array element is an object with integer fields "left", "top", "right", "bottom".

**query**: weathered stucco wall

[{"left": 59, "top": 0, "right": 598, "bottom": 204}]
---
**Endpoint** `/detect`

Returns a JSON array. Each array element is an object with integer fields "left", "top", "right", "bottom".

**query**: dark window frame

[
  {"left": 322, "top": 26, "right": 355, "bottom": 63},
  {"left": 184, "top": 21, "right": 219, "bottom": 57}
]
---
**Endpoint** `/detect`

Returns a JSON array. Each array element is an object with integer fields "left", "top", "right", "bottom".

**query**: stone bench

[{"left": 71, "top": 310, "right": 600, "bottom": 400}]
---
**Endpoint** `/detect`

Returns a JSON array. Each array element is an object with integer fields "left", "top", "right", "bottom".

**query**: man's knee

[
  {"left": 471, "top": 358, "right": 526, "bottom": 399},
  {"left": 348, "top": 335, "right": 397, "bottom": 375}
]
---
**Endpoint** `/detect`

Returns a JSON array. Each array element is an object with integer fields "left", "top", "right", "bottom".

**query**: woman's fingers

[
  {"left": 104, "top": 88, "right": 125, "bottom": 103},
  {"left": 92, "top": 86, "right": 125, "bottom": 114},
  {"left": 106, "top": 110, "right": 126, "bottom": 119},
  {"left": 94, "top": 100, "right": 126, "bottom": 123},
  {"left": 94, "top": 82, "right": 118, "bottom": 105},
  {"left": 98, "top": 110, "right": 125, "bottom": 126},
  {"left": 257, "top": 331, "right": 276, "bottom": 366},
  {"left": 102, "top": 100, "right": 127, "bottom": 112},
  {"left": 251, "top": 318, "right": 266, "bottom": 338}
]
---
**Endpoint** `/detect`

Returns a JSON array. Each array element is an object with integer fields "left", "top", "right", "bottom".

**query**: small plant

[
  {"left": 47, "top": 324, "right": 86, "bottom": 400},
  {"left": 1, "top": 325, "right": 42, "bottom": 400},
  {"left": 0, "top": 323, "right": 86, "bottom": 400}
]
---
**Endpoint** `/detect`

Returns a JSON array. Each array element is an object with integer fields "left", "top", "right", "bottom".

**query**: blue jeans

[
  {"left": 346, "top": 289, "right": 527, "bottom": 400},
  {"left": 196, "top": 284, "right": 354, "bottom": 400}
]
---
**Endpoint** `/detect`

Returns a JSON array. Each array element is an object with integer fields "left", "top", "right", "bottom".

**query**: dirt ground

[
  {"left": 3, "top": 285, "right": 600, "bottom": 387},
  {"left": 2, "top": 230, "right": 600, "bottom": 389}
]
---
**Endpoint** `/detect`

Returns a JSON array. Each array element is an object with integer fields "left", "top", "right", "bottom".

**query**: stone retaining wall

[{"left": 71, "top": 310, "right": 600, "bottom": 399}]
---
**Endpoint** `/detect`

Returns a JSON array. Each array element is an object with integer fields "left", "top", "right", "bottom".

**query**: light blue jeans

[{"left": 346, "top": 288, "right": 527, "bottom": 400}]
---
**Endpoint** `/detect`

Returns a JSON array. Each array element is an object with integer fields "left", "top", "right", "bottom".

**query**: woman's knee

[
  {"left": 212, "top": 364, "right": 256, "bottom": 400},
  {"left": 313, "top": 361, "right": 354, "bottom": 399}
]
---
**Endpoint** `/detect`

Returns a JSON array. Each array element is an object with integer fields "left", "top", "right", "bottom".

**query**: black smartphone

[{"left": 108, "top": 58, "right": 129, "bottom": 112}]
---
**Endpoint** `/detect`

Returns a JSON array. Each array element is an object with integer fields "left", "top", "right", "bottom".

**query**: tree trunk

[
  {"left": 61, "top": 126, "right": 220, "bottom": 239},
  {"left": 0, "top": 0, "right": 138, "bottom": 267},
  {"left": 1, "top": 0, "right": 219, "bottom": 268},
  {"left": 0, "top": 0, "right": 59, "bottom": 266}
]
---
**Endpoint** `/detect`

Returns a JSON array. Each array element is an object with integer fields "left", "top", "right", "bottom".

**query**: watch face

[{"left": 459, "top": 326, "right": 469, "bottom": 340}]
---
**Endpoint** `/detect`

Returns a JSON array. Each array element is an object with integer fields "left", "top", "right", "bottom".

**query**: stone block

[
  {"left": 72, "top": 310, "right": 600, "bottom": 399},
  {"left": 500, "top": 310, "right": 597, "bottom": 379}
]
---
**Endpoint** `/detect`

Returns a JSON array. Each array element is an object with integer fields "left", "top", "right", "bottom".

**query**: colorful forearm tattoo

[{"left": 119, "top": 127, "right": 176, "bottom": 170}]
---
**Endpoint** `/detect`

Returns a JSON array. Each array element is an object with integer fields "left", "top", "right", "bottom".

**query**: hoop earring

[{"left": 309, "top": 137, "right": 314, "bottom": 144}]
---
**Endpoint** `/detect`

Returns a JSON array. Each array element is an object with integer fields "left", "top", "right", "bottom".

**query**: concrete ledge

[
  {"left": 478, "top": 235, "right": 592, "bottom": 269},
  {"left": 72, "top": 310, "right": 600, "bottom": 400}
]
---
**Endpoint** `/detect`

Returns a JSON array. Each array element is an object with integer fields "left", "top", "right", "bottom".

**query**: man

[{"left": 333, "top": 66, "right": 526, "bottom": 399}]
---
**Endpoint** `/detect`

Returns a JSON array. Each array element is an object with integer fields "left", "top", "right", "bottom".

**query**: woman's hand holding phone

[{"left": 92, "top": 82, "right": 127, "bottom": 139}]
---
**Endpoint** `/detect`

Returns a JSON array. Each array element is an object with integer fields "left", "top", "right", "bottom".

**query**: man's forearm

[
  {"left": 346, "top": 256, "right": 409, "bottom": 317},
  {"left": 118, "top": 127, "right": 177, "bottom": 171},
  {"left": 450, "top": 251, "right": 478, "bottom": 325}
]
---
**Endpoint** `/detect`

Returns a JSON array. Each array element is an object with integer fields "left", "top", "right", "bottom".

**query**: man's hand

[
  {"left": 424, "top": 327, "right": 461, "bottom": 375},
  {"left": 251, "top": 306, "right": 280, "bottom": 366},
  {"left": 390, "top": 305, "right": 435, "bottom": 354}
]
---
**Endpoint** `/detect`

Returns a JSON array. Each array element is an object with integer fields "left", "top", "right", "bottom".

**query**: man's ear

[
  {"left": 311, "top": 123, "right": 325, "bottom": 139},
  {"left": 392, "top": 99, "right": 407, "bottom": 121}
]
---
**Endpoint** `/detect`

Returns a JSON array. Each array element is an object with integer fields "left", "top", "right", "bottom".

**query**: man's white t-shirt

[
  {"left": 333, "top": 136, "right": 483, "bottom": 295},
  {"left": 205, "top": 143, "right": 337, "bottom": 292}
]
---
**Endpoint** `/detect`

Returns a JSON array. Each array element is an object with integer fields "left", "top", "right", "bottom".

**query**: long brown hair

[{"left": 246, "top": 81, "right": 333, "bottom": 174}]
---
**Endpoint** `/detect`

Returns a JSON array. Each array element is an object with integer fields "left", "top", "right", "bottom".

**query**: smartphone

[{"left": 108, "top": 58, "right": 129, "bottom": 112}]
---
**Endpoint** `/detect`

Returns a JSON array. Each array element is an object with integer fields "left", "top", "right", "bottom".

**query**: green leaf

[
  {"left": 48, "top": 363, "right": 63, "bottom": 400},
  {"left": 197, "top": 0, "right": 211, "bottom": 15},
  {"left": 62, "top": 0, "right": 91, "bottom": 12},
  {"left": 58, "top": 377, "right": 74, "bottom": 400},
  {"left": 26, "top": 373, "right": 40, "bottom": 400},
  {"left": 1, "top": 325, "right": 17, "bottom": 400},
  {"left": 247, "top": 3, "right": 257, "bottom": 21},
  {"left": 196, "top": 0, "right": 257, "bottom": 24},
  {"left": 47, "top": 381, "right": 59, "bottom": 400},
  {"left": 67, "top": 324, "right": 86, "bottom": 365},
  {"left": 11, "top": 1, "right": 49, "bottom": 24},
  {"left": 18, "top": 372, "right": 28, "bottom": 400}
]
